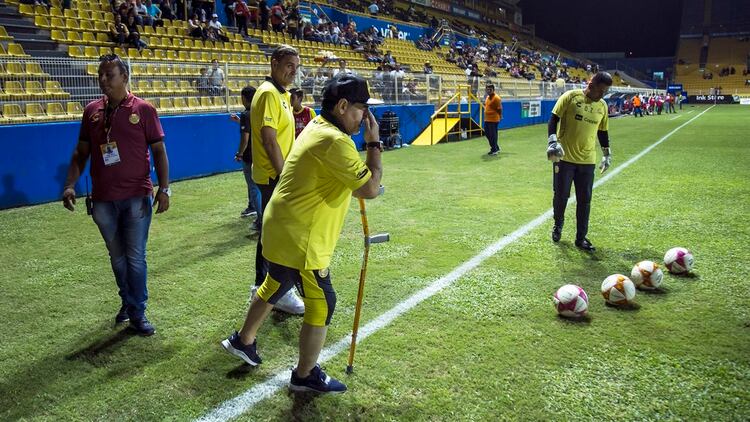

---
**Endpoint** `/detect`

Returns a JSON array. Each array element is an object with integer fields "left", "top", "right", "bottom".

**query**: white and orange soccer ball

[
  {"left": 664, "top": 247, "right": 694, "bottom": 274},
  {"left": 631, "top": 260, "right": 664, "bottom": 290},
  {"left": 601, "top": 274, "right": 636, "bottom": 305},
  {"left": 553, "top": 284, "right": 589, "bottom": 318}
]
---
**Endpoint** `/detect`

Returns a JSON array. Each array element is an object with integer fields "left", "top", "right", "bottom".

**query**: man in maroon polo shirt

[{"left": 62, "top": 55, "right": 170, "bottom": 336}]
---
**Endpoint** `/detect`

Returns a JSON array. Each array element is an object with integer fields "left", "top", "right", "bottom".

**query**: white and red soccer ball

[
  {"left": 664, "top": 247, "right": 694, "bottom": 274},
  {"left": 601, "top": 274, "right": 636, "bottom": 305},
  {"left": 553, "top": 284, "right": 589, "bottom": 318},
  {"left": 631, "top": 260, "right": 664, "bottom": 290}
]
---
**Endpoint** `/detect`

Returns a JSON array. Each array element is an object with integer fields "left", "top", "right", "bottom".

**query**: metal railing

[{"left": 0, "top": 56, "right": 659, "bottom": 125}]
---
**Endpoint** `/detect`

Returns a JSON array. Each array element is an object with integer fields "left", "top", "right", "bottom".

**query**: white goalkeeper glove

[
  {"left": 599, "top": 147, "right": 612, "bottom": 174},
  {"left": 546, "top": 134, "right": 564, "bottom": 162}
]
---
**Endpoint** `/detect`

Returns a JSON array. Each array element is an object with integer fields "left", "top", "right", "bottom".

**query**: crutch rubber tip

[{"left": 346, "top": 365, "right": 354, "bottom": 374}]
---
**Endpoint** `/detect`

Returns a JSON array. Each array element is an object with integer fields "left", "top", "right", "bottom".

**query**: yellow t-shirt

[
  {"left": 262, "top": 115, "right": 372, "bottom": 270},
  {"left": 552, "top": 89, "right": 609, "bottom": 165},
  {"left": 251, "top": 79, "right": 295, "bottom": 184}
]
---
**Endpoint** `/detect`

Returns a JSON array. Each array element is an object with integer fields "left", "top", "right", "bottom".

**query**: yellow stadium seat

[
  {"left": 165, "top": 50, "right": 179, "bottom": 61},
  {"left": 84, "top": 46, "right": 99, "bottom": 58},
  {"left": 173, "top": 97, "right": 188, "bottom": 111},
  {"left": 8, "top": 43, "right": 29, "bottom": 57},
  {"left": 91, "top": 11, "right": 105, "bottom": 22},
  {"left": 34, "top": 15, "right": 51, "bottom": 28},
  {"left": 86, "top": 63, "right": 98, "bottom": 75},
  {"left": 183, "top": 39, "right": 195, "bottom": 50},
  {"left": 200, "top": 96, "right": 213, "bottom": 108},
  {"left": 151, "top": 80, "right": 167, "bottom": 95},
  {"left": 189, "top": 51, "right": 201, "bottom": 61},
  {"left": 2, "top": 103, "right": 26, "bottom": 122},
  {"left": 65, "top": 18, "right": 79, "bottom": 30},
  {"left": 213, "top": 96, "right": 226, "bottom": 109},
  {"left": 78, "top": 10, "right": 91, "bottom": 20},
  {"left": 136, "top": 80, "right": 152, "bottom": 95},
  {"left": 67, "top": 31, "right": 82, "bottom": 44},
  {"left": 179, "top": 80, "right": 193, "bottom": 94},
  {"left": 80, "top": 20, "right": 94, "bottom": 33},
  {"left": 158, "top": 97, "right": 174, "bottom": 111},
  {"left": 25, "top": 81, "right": 46, "bottom": 97},
  {"left": 200, "top": 52, "right": 211, "bottom": 61},
  {"left": 140, "top": 49, "right": 154, "bottom": 60},
  {"left": 46, "top": 102, "right": 67, "bottom": 117},
  {"left": 128, "top": 49, "right": 140, "bottom": 59},
  {"left": 66, "top": 101, "right": 83, "bottom": 117},
  {"left": 5, "top": 81, "right": 25, "bottom": 100},
  {"left": 113, "top": 47, "right": 127, "bottom": 57},
  {"left": 165, "top": 80, "right": 180, "bottom": 94},
  {"left": 99, "top": 46, "right": 113, "bottom": 56},
  {"left": 96, "top": 32, "right": 111, "bottom": 45},
  {"left": 45, "top": 80, "right": 70, "bottom": 99},
  {"left": 94, "top": 21, "right": 109, "bottom": 32},
  {"left": 6, "top": 61, "right": 25, "bottom": 75},
  {"left": 155, "top": 26, "right": 166, "bottom": 36},
  {"left": 25, "top": 62, "right": 46, "bottom": 75},
  {"left": 50, "top": 29, "right": 66, "bottom": 42},
  {"left": 63, "top": 8, "right": 76, "bottom": 18},
  {"left": 18, "top": 3, "right": 34, "bottom": 16},
  {"left": 26, "top": 103, "right": 48, "bottom": 120},
  {"left": 187, "top": 97, "right": 200, "bottom": 109}
]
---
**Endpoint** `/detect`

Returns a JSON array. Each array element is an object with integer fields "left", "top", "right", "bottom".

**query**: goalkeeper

[{"left": 545, "top": 72, "right": 613, "bottom": 252}]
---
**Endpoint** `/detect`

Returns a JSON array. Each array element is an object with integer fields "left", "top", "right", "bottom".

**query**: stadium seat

[
  {"left": 187, "top": 97, "right": 200, "bottom": 109},
  {"left": 50, "top": 29, "right": 66, "bottom": 42},
  {"left": 25, "top": 81, "right": 46, "bottom": 98},
  {"left": 158, "top": 97, "right": 174, "bottom": 112},
  {"left": 84, "top": 46, "right": 99, "bottom": 58},
  {"left": 6, "top": 61, "right": 25, "bottom": 75},
  {"left": 45, "top": 81, "right": 70, "bottom": 99},
  {"left": 172, "top": 97, "right": 188, "bottom": 111},
  {"left": 4, "top": 81, "right": 25, "bottom": 100},
  {"left": 135, "top": 80, "right": 152, "bottom": 96},
  {"left": 151, "top": 80, "right": 167, "bottom": 96},
  {"left": 200, "top": 96, "right": 213, "bottom": 108},
  {"left": 66, "top": 101, "right": 83, "bottom": 117},
  {"left": 26, "top": 103, "right": 48, "bottom": 120},
  {"left": 86, "top": 63, "right": 98, "bottom": 75},
  {"left": 179, "top": 80, "right": 193, "bottom": 93},
  {"left": 0, "top": 26, "right": 12, "bottom": 40},
  {"left": 2, "top": 103, "right": 26, "bottom": 122},
  {"left": 213, "top": 96, "right": 226, "bottom": 110},
  {"left": 46, "top": 102, "right": 67, "bottom": 117},
  {"left": 65, "top": 18, "right": 80, "bottom": 31},
  {"left": 80, "top": 19, "right": 94, "bottom": 32},
  {"left": 8, "top": 43, "right": 29, "bottom": 57}
]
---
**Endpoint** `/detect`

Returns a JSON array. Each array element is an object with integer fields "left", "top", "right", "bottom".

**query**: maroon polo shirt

[{"left": 79, "top": 93, "right": 164, "bottom": 201}]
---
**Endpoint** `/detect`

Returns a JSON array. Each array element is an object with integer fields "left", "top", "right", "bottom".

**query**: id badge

[{"left": 100, "top": 141, "right": 121, "bottom": 166}]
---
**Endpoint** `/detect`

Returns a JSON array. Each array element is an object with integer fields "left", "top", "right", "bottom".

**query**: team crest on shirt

[
  {"left": 129, "top": 113, "right": 140, "bottom": 124},
  {"left": 90, "top": 112, "right": 101, "bottom": 123}
]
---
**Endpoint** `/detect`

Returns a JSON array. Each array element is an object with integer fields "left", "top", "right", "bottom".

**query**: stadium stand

[{"left": 0, "top": 0, "right": 636, "bottom": 124}]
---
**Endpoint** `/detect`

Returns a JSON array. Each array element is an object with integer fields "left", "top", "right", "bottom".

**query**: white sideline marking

[
  {"left": 197, "top": 105, "right": 715, "bottom": 422},
  {"left": 669, "top": 114, "right": 683, "bottom": 120}
]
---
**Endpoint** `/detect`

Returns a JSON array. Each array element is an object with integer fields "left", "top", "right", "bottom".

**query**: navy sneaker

[
  {"left": 221, "top": 331, "right": 262, "bottom": 366},
  {"left": 289, "top": 364, "right": 347, "bottom": 394},
  {"left": 130, "top": 317, "right": 155, "bottom": 336},
  {"left": 115, "top": 305, "right": 130, "bottom": 324}
]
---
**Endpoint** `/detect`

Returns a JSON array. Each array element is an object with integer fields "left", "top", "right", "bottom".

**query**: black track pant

[{"left": 552, "top": 161, "right": 595, "bottom": 242}]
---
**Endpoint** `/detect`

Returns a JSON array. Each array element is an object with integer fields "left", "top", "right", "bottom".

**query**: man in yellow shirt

[
  {"left": 249, "top": 44, "right": 304, "bottom": 314},
  {"left": 546, "top": 72, "right": 613, "bottom": 252},
  {"left": 222, "top": 74, "right": 384, "bottom": 394}
]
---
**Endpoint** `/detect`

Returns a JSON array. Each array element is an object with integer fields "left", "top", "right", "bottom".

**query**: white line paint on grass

[
  {"left": 197, "top": 105, "right": 715, "bottom": 422},
  {"left": 669, "top": 114, "right": 683, "bottom": 120}
]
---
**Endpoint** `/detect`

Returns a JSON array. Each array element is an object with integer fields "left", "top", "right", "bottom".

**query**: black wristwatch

[{"left": 366, "top": 141, "right": 383, "bottom": 151}]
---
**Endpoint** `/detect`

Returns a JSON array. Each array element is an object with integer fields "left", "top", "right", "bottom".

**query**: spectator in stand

[
  {"left": 134, "top": 0, "right": 151, "bottom": 26},
  {"left": 330, "top": 22, "right": 342, "bottom": 45},
  {"left": 125, "top": 14, "right": 148, "bottom": 51},
  {"left": 382, "top": 50, "right": 395, "bottom": 66},
  {"left": 259, "top": 0, "right": 269, "bottom": 31},
  {"left": 196, "top": 67, "right": 210, "bottom": 95},
  {"left": 109, "top": 14, "right": 129, "bottom": 48},
  {"left": 270, "top": 2, "right": 285, "bottom": 32},
  {"left": 333, "top": 59, "right": 353, "bottom": 77},
  {"left": 423, "top": 61, "right": 433, "bottom": 74},
  {"left": 234, "top": 0, "right": 250, "bottom": 36},
  {"left": 189, "top": 13, "right": 203, "bottom": 38},
  {"left": 388, "top": 23, "right": 397, "bottom": 39},
  {"left": 368, "top": 1, "right": 379, "bottom": 15},
  {"left": 287, "top": 5, "right": 300, "bottom": 39},
  {"left": 289, "top": 88, "right": 317, "bottom": 138},
  {"left": 160, "top": 0, "right": 175, "bottom": 21},
  {"left": 209, "top": 14, "right": 230, "bottom": 41},
  {"left": 146, "top": 0, "right": 163, "bottom": 27},
  {"left": 208, "top": 59, "right": 226, "bottom": 96}
]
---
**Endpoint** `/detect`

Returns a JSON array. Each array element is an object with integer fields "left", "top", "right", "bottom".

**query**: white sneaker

[{"left": 274, "top": 289, "right": 305, "bottom": 315}]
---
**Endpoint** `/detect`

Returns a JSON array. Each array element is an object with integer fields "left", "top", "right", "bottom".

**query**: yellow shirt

[
  {"left": 552, "top": 89, "right": 609, "bottom": 165},
  {"left": 262, "top": 115, "right": 371, "bottom": 270},
  {"left": 251, "top": 79, "right": 294, "bottom": 184}
]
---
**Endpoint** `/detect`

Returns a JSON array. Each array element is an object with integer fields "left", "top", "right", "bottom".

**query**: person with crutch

[{"left": 221, "top": 74, "right": 384, "bottom": 394}]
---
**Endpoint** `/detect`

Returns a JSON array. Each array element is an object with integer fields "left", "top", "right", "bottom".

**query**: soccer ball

[
  {"left": 664, "top": 247, "right": 694, "bottom": 274},
  {"left": 601, "top": 274, "right": 636, "bottom": 305},
  {"left": 631, "top": 260, "right": 664, "bottom": 290},
  {"left": 553, "top": 284, "right": 589, "bottom": 318}
]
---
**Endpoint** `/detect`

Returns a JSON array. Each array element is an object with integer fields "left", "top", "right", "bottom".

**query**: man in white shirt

[
  {"left": 368, "top": 2, "right": 379, "bottom": 15},
  {"left": 333, "top": 59, "right": 353, "bottom": 77},
  {"left": 209, "top": 14, "right": 223, "bottom": 31}
]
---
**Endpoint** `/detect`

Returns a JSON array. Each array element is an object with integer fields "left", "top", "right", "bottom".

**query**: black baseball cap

[{"left": 322, "top": 74, "right": 384, "bottom": 106}]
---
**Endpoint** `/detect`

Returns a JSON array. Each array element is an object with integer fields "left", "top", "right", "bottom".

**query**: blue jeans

[
  {"left": 92, "top": 195, "right": 153, "bottom": 319},
  {"left": 242, "top": 161, "right": 262, "bottom": 214}
]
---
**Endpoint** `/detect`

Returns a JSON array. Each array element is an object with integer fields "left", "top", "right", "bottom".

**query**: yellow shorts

[{"left": 256, "top": 261, "right": 336, "bottom": 327}]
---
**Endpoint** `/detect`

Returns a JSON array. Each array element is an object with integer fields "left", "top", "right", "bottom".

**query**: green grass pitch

[{"left": 1, "top": 104, "right": 748, "bottom": 420}]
